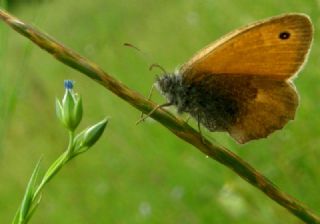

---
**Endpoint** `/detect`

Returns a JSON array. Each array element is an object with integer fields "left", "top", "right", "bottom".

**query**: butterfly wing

[
  {"left": 227, "top": 78, "right": 298, "bottom": 143},
  {"left": 184, "top": 74, "right": 298, "bottom": 144},
  {"left": 181, "top": 14, "right": 313, "bottom": 81},
  {"left": 179, "top": 14, "right": 312, "bottom": 143}
]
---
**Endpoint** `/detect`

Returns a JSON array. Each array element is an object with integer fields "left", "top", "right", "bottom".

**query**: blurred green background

[{"left": 0, "top": 0, "right": 319, "bottom": 223}]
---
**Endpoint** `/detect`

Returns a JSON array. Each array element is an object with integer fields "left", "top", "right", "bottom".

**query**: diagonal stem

[{"left": 0, "top": 9, "right": 318, "bottom": 224}]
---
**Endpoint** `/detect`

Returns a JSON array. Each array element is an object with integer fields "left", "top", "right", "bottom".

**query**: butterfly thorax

[{"left": 155, "top": 73, "right": 189, "bottom": 114}]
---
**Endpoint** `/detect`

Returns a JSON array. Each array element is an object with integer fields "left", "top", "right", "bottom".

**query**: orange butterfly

[{"left": 155, "top": 14, "right": 313, "bottom": 143}]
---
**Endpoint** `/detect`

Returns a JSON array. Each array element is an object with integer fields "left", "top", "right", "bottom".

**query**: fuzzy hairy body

[
  {"left": 156, "top": 74, "right": 239, "bottom": 131},
  {"left": 155, "top": 72, "right": 298, "bottom": 143},
  {"left": 155, "top": 73, "right": 252, "bottom": 131}
]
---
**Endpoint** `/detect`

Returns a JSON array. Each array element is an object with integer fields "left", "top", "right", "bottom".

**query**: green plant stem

[
  {"left": 33, "top": 131, "right": 74, "bottom": 202},
  {"left": 0, "top": 9, "right": 319, "bottom": 224},
  {"left": 26, "top": 131, "right": 75, "bottom": 223},
  {"left": 33, "top": 152, "right": 65, "bottom": 198},
  {"left": 66, "top": 130, "right": 75, "bottom": 156}
]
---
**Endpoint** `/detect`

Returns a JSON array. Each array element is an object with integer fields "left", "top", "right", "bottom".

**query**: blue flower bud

[
  {"left": 64, "top": 80, "right": 74, "bottom": 90},
  {"left": 56, "top": 80, "right": 83, "bottom": 131}
]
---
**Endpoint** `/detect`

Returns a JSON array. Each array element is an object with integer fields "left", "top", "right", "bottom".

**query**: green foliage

[{"left": 0, "top": 0, "right": 319, "bottom": 223}]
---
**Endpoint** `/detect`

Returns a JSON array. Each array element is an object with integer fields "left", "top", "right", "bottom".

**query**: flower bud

[
  {"left": 74, "top": 118, "right": 108, "bottom": 153},
  {"left": 56, "top": 80, "right": 83, "bottom": 131}
]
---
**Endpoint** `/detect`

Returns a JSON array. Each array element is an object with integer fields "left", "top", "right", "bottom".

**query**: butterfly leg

[
  {"left": 139, "top": 84, "right": 155, "bottom": 120},
  {"left": 197, "top": 115, "right": 205, "bottom": 143},
  {"left": 136, "top": 102, "right": 172, "bottom": 125}
]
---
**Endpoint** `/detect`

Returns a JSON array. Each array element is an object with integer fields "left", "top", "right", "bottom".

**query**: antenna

[
  {"left": 149, "top": 63, "right": 167, "bottom": 74},
  {"left": 123, "top": 42, "right": 167, "bottom": 74},
  {"left": 124, "top": 42, "right": 170, "bottom": 123}
]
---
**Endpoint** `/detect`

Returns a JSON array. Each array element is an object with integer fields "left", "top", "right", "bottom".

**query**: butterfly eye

[{"left": 279, "top": 31, "right": 291, "bottom": 40}]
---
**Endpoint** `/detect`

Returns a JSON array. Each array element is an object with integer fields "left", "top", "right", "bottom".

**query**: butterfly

[{"left": 154, "top": 14, "right": 313, "bottom": 144}]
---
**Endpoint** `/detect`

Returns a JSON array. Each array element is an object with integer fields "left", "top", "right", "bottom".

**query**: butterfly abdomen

[
  {"left": 156, "top": 73, "right": 252, "bottom": 131},
  {"left": 182, "top": 74, "right": 248, "bottom": 131}
]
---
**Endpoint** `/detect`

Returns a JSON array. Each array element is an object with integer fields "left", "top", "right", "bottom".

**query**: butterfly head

[{"left": 155, "top": 72, "right": 188, "bottom": 113}]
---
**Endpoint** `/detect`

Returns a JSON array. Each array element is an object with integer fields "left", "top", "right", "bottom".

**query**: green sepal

[
  {"left": 55, "top": 98, "right": 63, "bottom": 123},
  {"left": 62, "top": 90, "right": 75, "bottom": 130},
  {"left": 72, "top": 96, "right": 83, "bottom": 130}
]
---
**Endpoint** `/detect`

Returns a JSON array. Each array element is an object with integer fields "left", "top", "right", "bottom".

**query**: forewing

[{"left": 181, "top": 14, "right": 313, "bottom": 81}]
